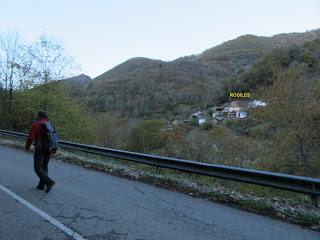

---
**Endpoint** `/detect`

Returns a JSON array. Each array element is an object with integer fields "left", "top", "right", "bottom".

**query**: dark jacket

[{"left": 25, "top": 118, "right": 49, "bottom": 150}]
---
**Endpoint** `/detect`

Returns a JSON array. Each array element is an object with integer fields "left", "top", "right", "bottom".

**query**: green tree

[
  {"left": 95, "top": 113, "right": 129, "bottom": 149},
  {"left": 208, "top": 125, "right": 262, "bottom": 168},
  {"left": 256, "top": 68, "right": 320, "bottom": 176},
  {"left": 10, "top": 86, "right": 96, "bottom": 144},
  {"left": 128, "top": 120, "right": 167, "bottom": 153}
]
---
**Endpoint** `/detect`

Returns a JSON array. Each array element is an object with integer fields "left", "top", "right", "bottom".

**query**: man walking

[{"left": 25, "top": 111, "right": 56, "bottom": 193}]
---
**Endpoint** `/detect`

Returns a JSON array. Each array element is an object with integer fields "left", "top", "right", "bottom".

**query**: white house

[
  {"left": 236, "top": 111, "right": 247, "bottom": 119},
  {"left": 251, "top": 100, "right": 267, "bottom": 108},
  {"left": 191, "top": 111, "right": 203, "bottom": 118},
  {"left": 229, "top": 101, "right": 241, "bottom": 112},
  {"left": 198, "top": 118, "right": 206, "bottom": 125},
  {"left": 223, "top": 101, "right": 241, "bottom": 113}
]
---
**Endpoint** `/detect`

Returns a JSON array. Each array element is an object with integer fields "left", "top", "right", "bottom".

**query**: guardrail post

[
  {"left": 311, "top": 184, "right": 319, "bottom": 208},
  {"left": 311, "top": 195, "right": 319, "bottom": 208}
]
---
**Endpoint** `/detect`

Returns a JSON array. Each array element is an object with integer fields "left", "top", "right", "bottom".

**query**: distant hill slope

[
  {"left": 64, "top": 29, "right": 320, "bottom": 118},
  {"left": 63, "top": 74, "right": 91, "bottom": 86},
  {"left": 224, "top": 38, "right": 320, "bottom": 99},
  {"left": 94, "top": 57, "right": 164, "bottom": 83},
  {"left": 56, "top": 74, "right": 92, "bottom": 99},
  {"left": 196, "top": 30, "right": 320, "bottom": 74}
]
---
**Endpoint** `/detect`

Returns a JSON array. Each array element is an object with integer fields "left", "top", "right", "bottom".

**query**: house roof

[
  {"left": 223, "top": 100, "right": 246, "bottom": 108},
  {"left": 191, "top": 111, "right": 203, "bottom": 116}
]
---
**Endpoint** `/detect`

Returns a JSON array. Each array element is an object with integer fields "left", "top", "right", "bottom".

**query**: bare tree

[
  {"left": 27, "top": 33, "right": 77, "bottom": 110},
  {"left": 0, "top": 32, "right": 23, "bottom": 114}
]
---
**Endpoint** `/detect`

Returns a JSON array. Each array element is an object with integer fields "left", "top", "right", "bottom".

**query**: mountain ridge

[{"left": 63, "top": 28, "right": 320, "bottom": 118}]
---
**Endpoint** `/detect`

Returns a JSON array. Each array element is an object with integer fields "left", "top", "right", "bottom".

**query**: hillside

[
  {"left": 63, "top": 74, "right": 91, "bottom": 86},
  {"left": 64, "top": 29, "right": 320, "bottom": 118},
  {"left": 225, "top": 38, "right": 320, "bottom": 98},
  {"left": 94, "top": 57, "right": 164, "bottom": 83}
]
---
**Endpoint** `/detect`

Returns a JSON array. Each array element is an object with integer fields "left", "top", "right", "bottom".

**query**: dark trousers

[{"left": 34, "top": 148, "right": 55, "bottom": 187}]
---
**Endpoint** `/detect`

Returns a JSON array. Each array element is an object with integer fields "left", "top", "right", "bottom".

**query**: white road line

[{"left": 0, "top": 184, "right": 87, "bottom": 240}]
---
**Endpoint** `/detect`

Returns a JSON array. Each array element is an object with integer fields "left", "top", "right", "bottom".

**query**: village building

[
  {"left": 250, "top": 100, "right": 267, "bottom": 108},
  {"left": 189, "top": 99, "right": 266, "bottom": 125},
  {"left": 191, "top": 111, "right": 207, "bottom": 125}
]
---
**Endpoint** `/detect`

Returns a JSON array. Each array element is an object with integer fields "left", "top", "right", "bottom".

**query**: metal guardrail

[{"left": 0, "top": 129, "right": 319, "bottom": 206}]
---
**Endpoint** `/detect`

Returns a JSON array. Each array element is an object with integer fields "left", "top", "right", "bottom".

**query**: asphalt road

[{"left": 0, "top": 145, "right": 319, "bottom": 240}]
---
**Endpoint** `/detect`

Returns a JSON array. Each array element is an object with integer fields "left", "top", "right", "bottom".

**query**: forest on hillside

[{"left": 0, "top": 31, "right": 319, "bottom": 178}]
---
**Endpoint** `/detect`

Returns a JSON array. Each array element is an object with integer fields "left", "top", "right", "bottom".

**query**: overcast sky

[{"left": 1, "top": 0, "right": 319, "bottom": 78}]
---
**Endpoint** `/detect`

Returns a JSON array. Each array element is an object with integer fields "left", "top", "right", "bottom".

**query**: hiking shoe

[
  {"left": 36, "top": 185, "right": 45, "bottom": 190},
  {"left": 45, "top": 182, "right": 55, "bottom": 193}
]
